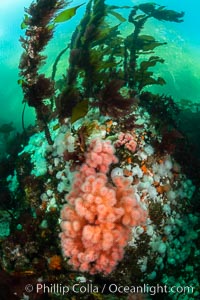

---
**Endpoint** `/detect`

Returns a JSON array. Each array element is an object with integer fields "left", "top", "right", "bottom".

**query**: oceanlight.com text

[{"left": 25, "top": 282, "right": 195, "bottom": 296}]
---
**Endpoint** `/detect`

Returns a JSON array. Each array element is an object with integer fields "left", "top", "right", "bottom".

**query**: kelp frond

[{"left": 18, "top": 0, "right": 185, "bottom": 138}]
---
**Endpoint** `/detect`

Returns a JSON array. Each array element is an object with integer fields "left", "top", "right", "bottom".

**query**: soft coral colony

[
  {"left": 60, "top": 138, "right": 147, "bottom": 275},
  {"left": 1, "top": 0, "right": 200, "bottom": 299}
]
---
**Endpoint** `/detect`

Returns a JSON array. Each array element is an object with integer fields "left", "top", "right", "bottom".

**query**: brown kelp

[
  {"left": 19, "top": 0, "right": 184, "bottom": 132},
  {"left": 18, "top": 0, "right": 83, "bottom": 143},
  {"left": 56, "top": 1, "right": 184, "bottom": 123}
]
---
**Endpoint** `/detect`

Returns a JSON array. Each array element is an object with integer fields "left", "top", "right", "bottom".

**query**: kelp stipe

[{"left": 18, "top": 0, "right": 82, "bottom": 144}]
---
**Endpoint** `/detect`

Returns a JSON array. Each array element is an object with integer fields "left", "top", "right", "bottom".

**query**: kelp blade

[{"left": 54, "top": 3, "right": 85, "bottom": 23}]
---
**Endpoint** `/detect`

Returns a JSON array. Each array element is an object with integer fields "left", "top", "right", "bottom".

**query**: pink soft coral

[
  {"left": 115, "top": 132, "right": 137, "bottom": 153},
  {"left": 60, "top": 138, "right": 147, "bottom": 275}
]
